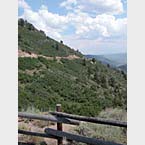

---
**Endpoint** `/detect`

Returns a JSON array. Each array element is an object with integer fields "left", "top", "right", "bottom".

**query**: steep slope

[
  {"left": 18, "top": 19, "right": 82, "bottom": 57},
  {"left": 18, "top": 19, "right": 127, "bottom": 117}
]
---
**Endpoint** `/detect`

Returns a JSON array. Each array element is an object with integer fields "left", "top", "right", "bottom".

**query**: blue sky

[{"left": 18, "top": 0, "right": 127, "bottom": 55}]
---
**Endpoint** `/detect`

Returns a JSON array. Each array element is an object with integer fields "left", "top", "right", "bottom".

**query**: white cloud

[
  {"left": 60, "top": 0, "right": 77, "bottom": 10},
  {"left": 60, "top": 0, "right": 124, "bottom": 15},
  {"left": 19, "top": 5, "right": 69, "bottom": 40},
  {"left": 19, "top": 0, "right": 127, "bottom": 54},
  {"left": 66, "top": 12, "right": 127, "bottom": 39},
  {"left": 38, "top": 5, "right": 68, "bottom": 30},
  {"left": 18, "top": 0, "right": 30, "bottom": 9},
  {"left": 94, "top": 14, "right": 127, "bottom": 37},
  {"left": 62, "top": 35, "right": 127, "bottom": 54}
]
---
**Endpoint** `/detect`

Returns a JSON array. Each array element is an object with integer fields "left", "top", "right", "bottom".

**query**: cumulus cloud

[
  {"left": 18, "top": 0, "right": 127, "bottom": 54},
  {"left": 19, "top": 5, "right": 69, "bottom": 40},
  {"left": 60, "top": 0, "right": 124, "bottom": 15},
  {"left": 66, "top": 12, "right": 127, "bottom": 39}
]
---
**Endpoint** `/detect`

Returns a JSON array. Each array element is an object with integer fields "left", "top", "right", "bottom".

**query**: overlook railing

[{"left": 18, "top": 104, "right": 127, "bottom": 145}]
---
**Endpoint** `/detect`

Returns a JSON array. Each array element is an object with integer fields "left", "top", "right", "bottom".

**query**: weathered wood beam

[
  {"left": 50, "top": 112, "right": 127, "bottom": 128},
  {"left": 18, "top": 129, "right": 57, "bottom": 139},
  {"left": 45, "top": 128, "right": 124, "bottom": 145},
  {"left": 18, "top": 112, "right": 80, "bottom": 125},
  {"left": 56, "top": 104, "right": 63, "bottom": 145}
]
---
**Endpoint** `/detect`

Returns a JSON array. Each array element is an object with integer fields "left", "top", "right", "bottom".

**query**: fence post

[{"left": 56, "top": 104, "right": 63, "bottom": 145}]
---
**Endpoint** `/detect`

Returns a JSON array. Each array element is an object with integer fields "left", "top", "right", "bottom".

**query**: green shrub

[{"left": 19, "top": 57, "right": 42, "bottom": 70}]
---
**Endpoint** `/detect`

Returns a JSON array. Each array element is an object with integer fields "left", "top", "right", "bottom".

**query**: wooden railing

[{"left": 18, "top": 104, "right": 127, "bottom": 145}]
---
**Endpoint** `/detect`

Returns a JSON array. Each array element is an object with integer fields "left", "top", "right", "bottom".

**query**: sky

[{"left": 18, "top": 0, "right": 127, "bottom": 55}]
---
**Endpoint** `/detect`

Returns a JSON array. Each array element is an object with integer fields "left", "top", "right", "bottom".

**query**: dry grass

[
  {"left": 71, "top": 108, "right": 127, "bottom": 145},
  {"left": 19, "top": 107, "right": 127, "bottom": 145},
  {"left": 18, "top": 123, "right": 45, "bottom": 145},
  {"left": 22, "top": 106, "right": 41, "bottom": 114},
  {"left": 99, "top": 108, "right": 127, "bottom": 121},
  {"left": 18, "top": 108, "right": 57, "bottom": 145},
  {"left": 18, "top": 108, "right": 52, "bottom": 145}
]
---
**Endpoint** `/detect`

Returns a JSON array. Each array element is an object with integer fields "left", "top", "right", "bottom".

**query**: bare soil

[
  {"left": 18, "top": 50, "right": 80, "bottom": 60},
  {"left": 18, "top": 118, "right": 76, "bottom": 145}
]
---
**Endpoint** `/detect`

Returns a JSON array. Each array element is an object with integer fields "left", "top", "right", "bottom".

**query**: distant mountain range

[{"left": 85, "top": 53, "right": 127, "bottom": 73}]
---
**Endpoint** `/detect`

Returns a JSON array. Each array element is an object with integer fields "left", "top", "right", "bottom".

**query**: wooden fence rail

[
  {"left": 45, "top": 128, "right": 124, "bottom": 145},
  {"left": 18, "top": 104, "right": 127, "bottom": 145},
  {"left": 18, "top": 129, "right": 57, "bottom": 139},
  {"left": 50, "top": 112, "right": 127, "bottom": 128},
  {"left": 18, "top": 112, "right": 80, "bottom": 125}
]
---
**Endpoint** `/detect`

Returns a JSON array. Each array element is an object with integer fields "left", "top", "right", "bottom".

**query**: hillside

[
  {"left": 86, "top": 53, "right": 127, "bottom": 66},
  {"left": 86, "top": 55, "right": 117, "bottom": 67},
  {"left": 86, "top": 53, "right": 127, "bottom": 73},
  {"left": 18, "top": 19, "right": 82, "bottom": 57},
  {"left": 18, "top": 19, "right": 127, "bottom": 117},
  {"left": 103, "top": 53, "right": 127, "bottom": 66},
  {"left": 118, "top": 64, "right": 127, "bottom": 73}
]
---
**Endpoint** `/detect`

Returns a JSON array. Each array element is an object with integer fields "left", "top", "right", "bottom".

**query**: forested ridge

[{"left": 18, "top": 19, "right": 127, "bottom": 116}]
